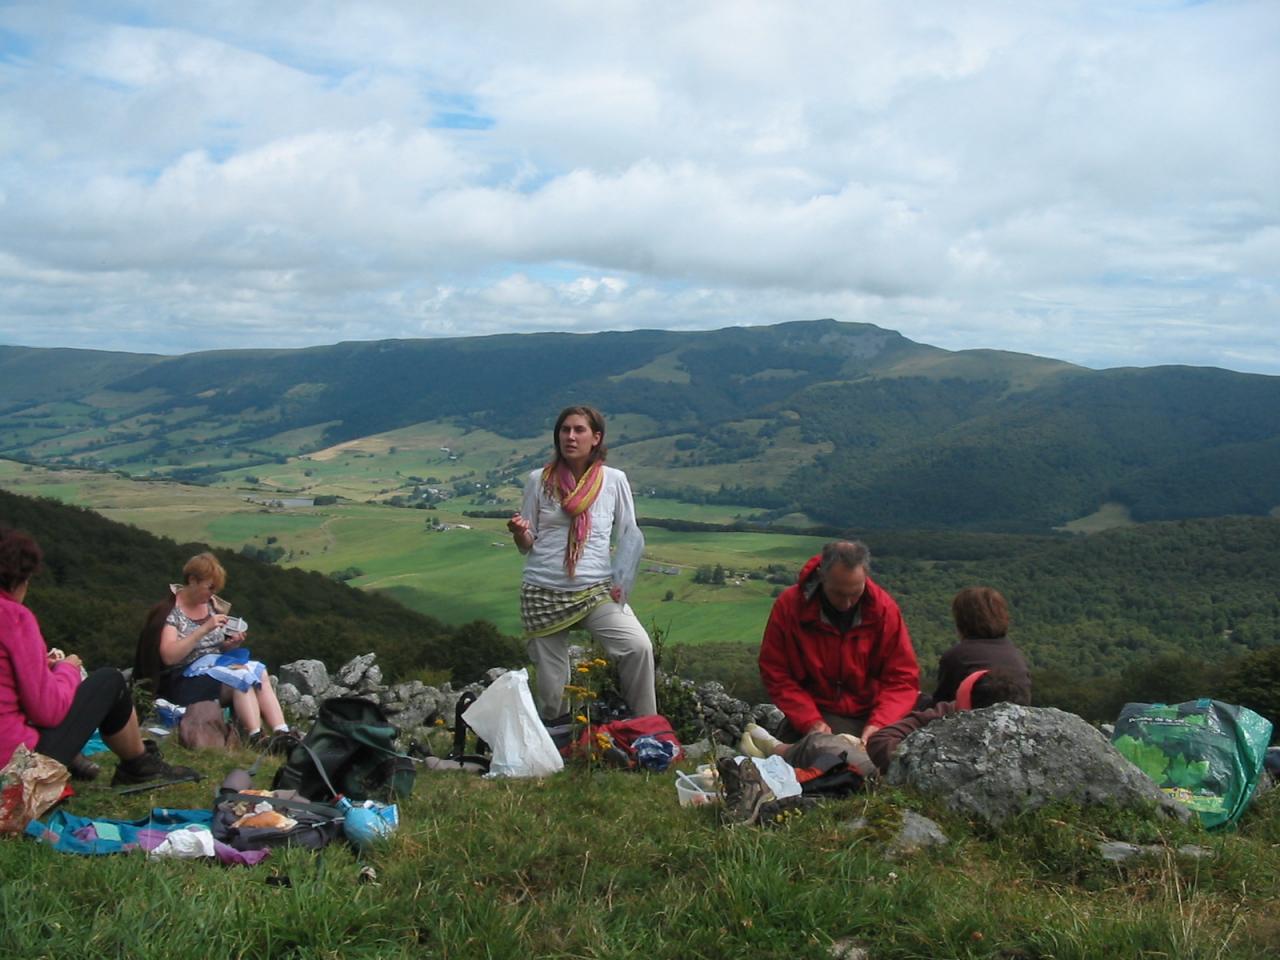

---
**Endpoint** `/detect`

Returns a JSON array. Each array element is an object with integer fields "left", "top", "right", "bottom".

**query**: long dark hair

[{"left": 549, "top": 405, "right": 608, "bottom": 469}]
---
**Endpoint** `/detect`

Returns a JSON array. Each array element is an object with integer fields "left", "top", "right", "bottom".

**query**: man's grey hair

[{"left": 818, "top": 540, "right": 871, "bottom": 577}]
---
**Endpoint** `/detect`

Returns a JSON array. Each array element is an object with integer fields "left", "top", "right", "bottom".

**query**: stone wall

[{"left": 275, "top": 652, "right": 783, "bottom": 747}]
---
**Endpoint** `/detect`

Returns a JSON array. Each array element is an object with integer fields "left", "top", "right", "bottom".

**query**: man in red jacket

[{"left": 758, "top": 541, "right": 920, "bottom": 741}]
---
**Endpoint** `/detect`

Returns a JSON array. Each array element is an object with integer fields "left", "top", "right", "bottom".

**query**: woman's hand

[
  {"left": 221, "top": 629, "right": 246, "bottom": 651},
  {"left": 610, "top": 584, "right": 625, "bottom": 604},
  {"left": 507, "top": 513, "right": 534, "bottom": 550},
  {"left": 201, "top": 614, "right": 229, "bottom": 636},
  {"left": 47, "top": 648, "right": 82, "bottom": 670}
]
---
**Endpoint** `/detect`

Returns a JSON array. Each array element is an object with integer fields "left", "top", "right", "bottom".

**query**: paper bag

[{"left": 0, "top": 745, "right": 70, "bottom": 834}]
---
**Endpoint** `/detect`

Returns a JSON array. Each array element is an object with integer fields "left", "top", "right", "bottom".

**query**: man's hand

[
  {"left": 807, "top": 721, "right": 833, "bottom": 736},
  {"left": 861, "top": 723, "right": 880, "bottom": 740}
]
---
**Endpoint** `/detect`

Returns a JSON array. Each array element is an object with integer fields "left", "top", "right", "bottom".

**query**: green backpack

[{"left": 272, "top": 697, "right": 416, "bottom": 803}]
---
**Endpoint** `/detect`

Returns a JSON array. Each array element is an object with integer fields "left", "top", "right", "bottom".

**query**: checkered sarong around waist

[{"left": 521, "top": 581, "right": 612, "bottom": 638}]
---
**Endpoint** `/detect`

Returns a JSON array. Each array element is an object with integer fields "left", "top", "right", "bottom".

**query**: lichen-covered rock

[
  {"left": 278, "top": 659, "right": 330, "bottom": 698},
  {"left": 291, "top": 694, "right": 318, "bottom": 722},
  {"left": 843, "top": 810, "right": 949, "bottom": 860},
  {"left": 886, "top": 703, "right": 1190, "bottom": 826},
  {"left": 337, "top": 653, "right": 377, "bottom": 687}
]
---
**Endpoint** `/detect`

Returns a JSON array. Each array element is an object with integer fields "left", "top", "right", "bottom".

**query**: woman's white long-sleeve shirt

[{"left": 519, "top": 465, "right": 644, "bottom": 594}]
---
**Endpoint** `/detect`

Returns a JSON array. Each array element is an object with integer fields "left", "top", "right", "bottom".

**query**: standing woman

[
  {"left": 508, "top": 406, "right": 656, "bottom": 721},
  {"left": 136, "top": 552, "right": 292, "bottom": 749}
]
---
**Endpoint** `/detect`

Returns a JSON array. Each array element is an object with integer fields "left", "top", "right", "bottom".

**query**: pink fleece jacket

[{"left": 0, "top": 592, "right": 81, "bottom": 767}]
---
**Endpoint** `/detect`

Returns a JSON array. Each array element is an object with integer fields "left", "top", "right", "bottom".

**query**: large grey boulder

[{"left": 886, "top": 704, "right": 1190, "bottom": 826}]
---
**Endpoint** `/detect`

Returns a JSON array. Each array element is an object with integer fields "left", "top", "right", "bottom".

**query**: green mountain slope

[{"left": 1, "top": 319, "right": 1277, "bottom": 532}]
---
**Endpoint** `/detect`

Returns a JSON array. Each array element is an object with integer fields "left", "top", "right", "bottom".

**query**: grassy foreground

[{"left": 2, "top": 740, "right": 1279, "bottom": 959}]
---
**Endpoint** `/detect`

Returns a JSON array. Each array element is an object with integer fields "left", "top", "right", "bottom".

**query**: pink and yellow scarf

[{"left": 541, "top": 459, "right": 604, "bottom": 577}]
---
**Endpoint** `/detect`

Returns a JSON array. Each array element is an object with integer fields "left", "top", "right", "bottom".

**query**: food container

[{"left": 675, "top": 772, "right": 720, "bottom": 807}]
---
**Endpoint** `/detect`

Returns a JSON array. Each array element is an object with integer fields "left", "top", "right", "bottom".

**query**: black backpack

[{"left": 272, "top": 697, "right": 416, "bottom": 803}]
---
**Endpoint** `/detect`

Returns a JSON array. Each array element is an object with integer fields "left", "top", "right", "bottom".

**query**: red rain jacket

[{"left": 758, "top": 555, "right": 920, "bottom": 734}]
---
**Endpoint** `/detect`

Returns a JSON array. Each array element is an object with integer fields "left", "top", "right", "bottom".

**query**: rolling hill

[{"left": 2, "top": 319, "right": 1277, "bottom": 532}]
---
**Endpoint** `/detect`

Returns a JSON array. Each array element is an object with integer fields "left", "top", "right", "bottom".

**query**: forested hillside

[
  {"left": 669, "top": 517, "right": 1280, "bottom": 727},
  {"left": 2, "top": 319, "right": 1278, "bottom": 531},
  {"left": 0, "top": 489, "right": 521, "bottom": 682},
  {"left": 3, "top": 486, "right": 1278, "bottom": 729}
]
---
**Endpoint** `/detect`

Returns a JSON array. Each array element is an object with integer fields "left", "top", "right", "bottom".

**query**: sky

[{"left": 0, "top": 2, "right": 1276, "bottom": 374}]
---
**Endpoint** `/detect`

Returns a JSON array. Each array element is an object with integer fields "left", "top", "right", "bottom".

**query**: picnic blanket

[{"left": 24, "top": 807, "right": 269, "bottom": 865}]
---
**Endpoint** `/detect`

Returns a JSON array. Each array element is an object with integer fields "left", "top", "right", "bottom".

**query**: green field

[
  {"left": 0, "top": 459, "right": 820, "bottom": 644},
  {"left": 1057, "top": 501, "right": 1136, "bottom": 534}
]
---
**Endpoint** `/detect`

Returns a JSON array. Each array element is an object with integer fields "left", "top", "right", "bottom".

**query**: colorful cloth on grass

[
  {"left": 520, "top": 581, "right": 612, "bottom": 637},
  {"left": 183, "top": 648, "right": 267, "bottom": 692},
  {"left": 24, "top": 807, "right": 268, "bottom": 865},
  {"left": 541, "top": 460, "right": 604, "bottom": 577},
  {"left": 82, "top": 730, "right": 109, "bottom": 756}
]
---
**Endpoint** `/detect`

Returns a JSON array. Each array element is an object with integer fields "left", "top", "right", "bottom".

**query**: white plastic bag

[
  {"left": 750, "top": 754, "right": 802, "bottom": 799},
  {"left": 462, "top": 669, "right": 564, "bottom": 778}
]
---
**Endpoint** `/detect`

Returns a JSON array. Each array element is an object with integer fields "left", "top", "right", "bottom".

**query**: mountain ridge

[{"left": 1, "top": 319, "right": 1276, "bottom": 532}]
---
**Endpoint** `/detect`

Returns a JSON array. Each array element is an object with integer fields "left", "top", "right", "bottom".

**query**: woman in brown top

[{"left": 932, "top": 586, "right": 1031, "bottom": 704}]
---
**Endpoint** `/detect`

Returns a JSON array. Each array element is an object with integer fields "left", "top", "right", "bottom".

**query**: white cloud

[{"left": 0, "top": 0, "right": 1274, "bottom": 373}]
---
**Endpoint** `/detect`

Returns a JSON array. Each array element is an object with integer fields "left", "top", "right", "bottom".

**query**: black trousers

[{"left": 35, "top": 668, "right": 134, "bottom": 766}]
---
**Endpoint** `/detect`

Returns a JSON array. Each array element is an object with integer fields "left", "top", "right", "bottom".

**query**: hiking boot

[
  {"left": 111, "top": 739, "right": 200, "bottom": 787},
  {"left": 68, "top": 752, "right": 101, "bottom": 781},
  {"left": 717, "top": 756, "right": 775, "bottom": 826}
]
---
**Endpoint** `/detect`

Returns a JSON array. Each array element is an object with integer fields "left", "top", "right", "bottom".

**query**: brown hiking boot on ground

[
  {"left": 110, "top": 740, "right": 200, "bottom": 787},
  {"left": 717, "top": 756, "right": 775, "bottom": 826}
]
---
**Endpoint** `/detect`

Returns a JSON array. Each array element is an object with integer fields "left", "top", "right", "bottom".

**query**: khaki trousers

[{"left": 526, "top": 601, "right": 656, "bottom": 720}]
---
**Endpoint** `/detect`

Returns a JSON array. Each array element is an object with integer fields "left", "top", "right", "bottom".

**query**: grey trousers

[{"left": 526, "top": 601, "right": 657, "bottom": 720}]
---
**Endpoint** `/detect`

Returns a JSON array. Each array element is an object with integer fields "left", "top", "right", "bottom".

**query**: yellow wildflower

[
  {"left": 576, "top": 665, "right": 591, "bottom": 674},
  {"left": 575, "top": 714, "right": 588, "bottom": 724}
]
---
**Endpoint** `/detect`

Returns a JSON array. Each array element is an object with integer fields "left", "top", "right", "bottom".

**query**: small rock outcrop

[
  {"left": 885, "top": 703, "right": 1190, "bottom": 826},
  {"left": 843, "top": 810, "right": 950, "bottom": 860}
]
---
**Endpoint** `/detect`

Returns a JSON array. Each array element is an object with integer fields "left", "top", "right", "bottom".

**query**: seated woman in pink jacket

[{"left": 0, "top": 528, "right": 196, "bottom": 786}]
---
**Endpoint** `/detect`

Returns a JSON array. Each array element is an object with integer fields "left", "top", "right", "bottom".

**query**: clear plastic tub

[{"left": 675, "top": 772, "right": 720, "bottom": 807}]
